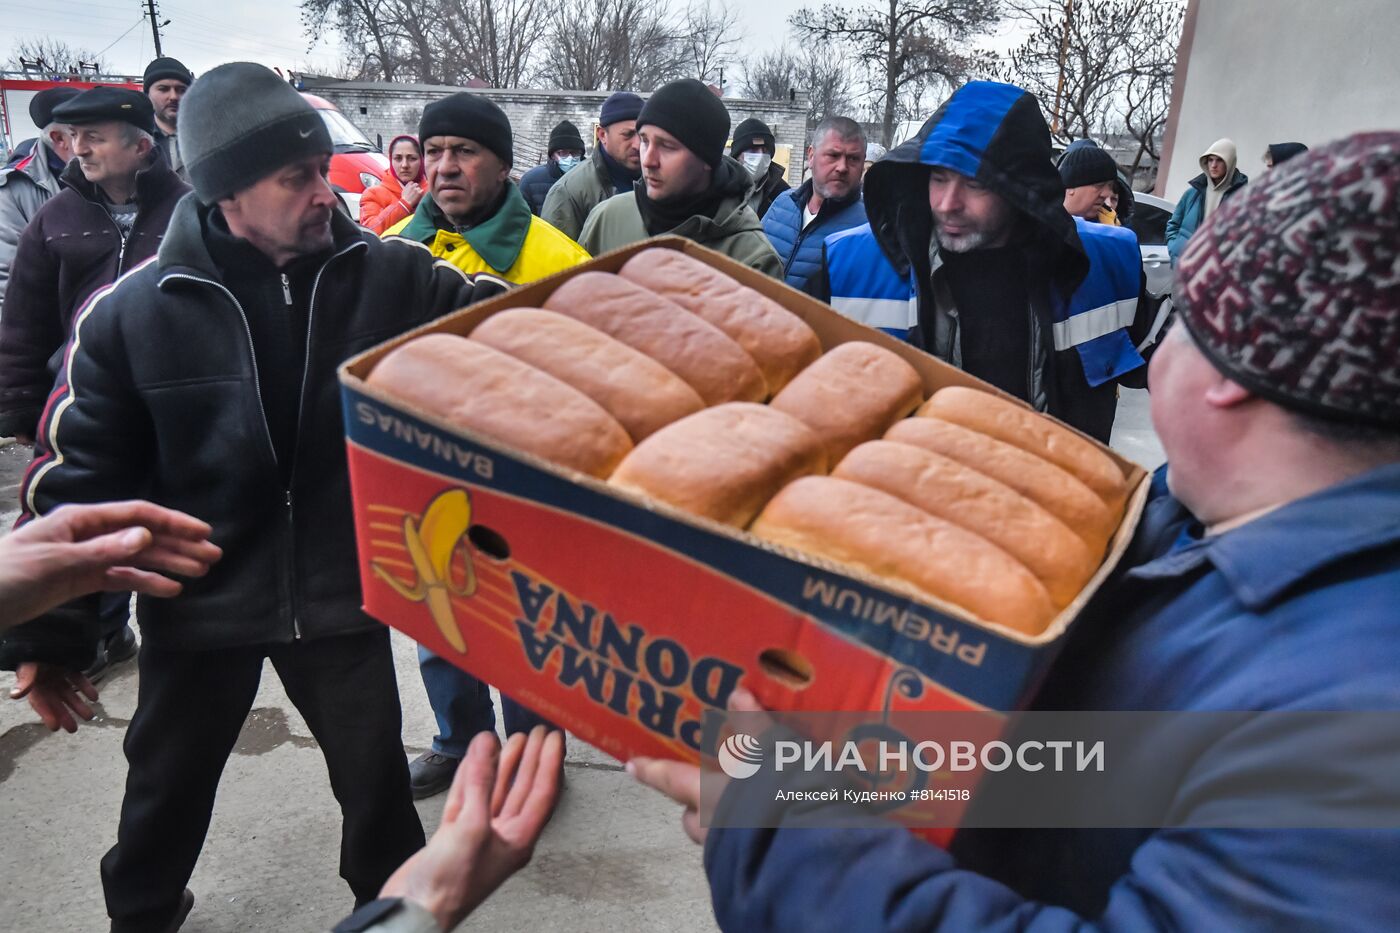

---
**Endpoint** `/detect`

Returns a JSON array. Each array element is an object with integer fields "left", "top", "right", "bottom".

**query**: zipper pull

[{"left": 280, "top": 273, "right": 293, "bottom": 307}]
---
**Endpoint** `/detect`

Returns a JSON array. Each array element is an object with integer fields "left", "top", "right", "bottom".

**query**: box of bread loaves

[{"left": 339, "top": 236, "right": 1149, "bottom": 770}]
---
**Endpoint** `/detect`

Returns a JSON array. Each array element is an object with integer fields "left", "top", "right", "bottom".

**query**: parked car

[
  {"left": 301, "top": 93, "right": 389, "bottom": 220},
  {"left": 1125, "top": 191, "right": 1177, "bottom": 348}
]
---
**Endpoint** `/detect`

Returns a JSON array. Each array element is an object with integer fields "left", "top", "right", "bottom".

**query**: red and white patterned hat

[{"left": 1177, "top": 132, "right": 1400, "bottom": 428}]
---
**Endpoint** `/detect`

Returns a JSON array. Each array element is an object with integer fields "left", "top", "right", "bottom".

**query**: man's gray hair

[
  {"left": 810, "top": 116, "right": 866, "bottom": 150},
  {"left": 117, "top": 123, "right": 156, "bottom": 148}
]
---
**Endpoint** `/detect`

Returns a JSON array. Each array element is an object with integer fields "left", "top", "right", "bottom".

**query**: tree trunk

[{"left": 882, "top": 0, "right": 898, "bottom": 147}]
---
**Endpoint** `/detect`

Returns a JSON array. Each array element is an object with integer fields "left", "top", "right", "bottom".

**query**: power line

[{"left": 97, "top": 16, "right": 150, "bottom": 59}]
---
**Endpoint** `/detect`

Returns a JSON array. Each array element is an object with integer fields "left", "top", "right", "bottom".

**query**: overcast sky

[{"left": 1, "top": 0, "right": 1029, "bottom": 85}]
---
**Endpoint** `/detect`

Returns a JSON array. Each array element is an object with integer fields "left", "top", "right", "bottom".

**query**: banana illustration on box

[{"left": 371, "top": 489, "right": 478, "bottom": 653}]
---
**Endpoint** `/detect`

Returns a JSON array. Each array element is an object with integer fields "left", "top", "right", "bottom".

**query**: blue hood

[{"left": 862, "top": 81, "right": 1083, "bottom": 279}]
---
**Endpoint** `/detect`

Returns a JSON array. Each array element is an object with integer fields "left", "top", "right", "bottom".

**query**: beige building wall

[{"left": 1158, "top": 0, "right": 1400, "bottom": 200}]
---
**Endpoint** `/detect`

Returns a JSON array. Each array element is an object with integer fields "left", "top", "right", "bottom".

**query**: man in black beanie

[
  {"left": 384, "top": 92, "right": 587, "bottom": 284},
  {"left": 519, "top": 119, "right": 586, "bottom": 215},
  {"left": 143, "top": 56, "right": 194, "bottom": 178},
  {"left": 1059, "top": 142, "right": 1121, "bottom": 222},
  {"left": 578, "top": 79, "right": 781, "bottom": 275},
  {"left": 0, "top": 62, "right": 510, "bottom": 932},
  {"left": 542, "top": 90, "right": 644, "bottom": 239},
  {"left": 731, "top": 116, "right": 790, "bottom": 219}
]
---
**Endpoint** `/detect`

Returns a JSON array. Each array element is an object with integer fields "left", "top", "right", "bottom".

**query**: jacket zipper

[{"left": 283, "top": 242, "right": 362, "bottom": 639}]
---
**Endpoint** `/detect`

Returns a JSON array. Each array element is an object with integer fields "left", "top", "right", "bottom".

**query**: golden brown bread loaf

[
  {"left": 470, "top": 308, "right": 705, "bottom": 442},
  {"left": 617, "top": 249, "right": 822, "bottom": 395},
  {"left": 770, "top": 341, "right": 925, "bottom": 464},
  {"left": 543, "top": 272, "right": 767, "bottom": 405},
  {"left": 918, "top": 387, "right": 1128, "bottom": 509},
  {"left": 609, "top": 403, "right": 827, "bottom": 527},
  {"left": 884, "top": 417, "right": 1118, "bottom": 555},
  {"left": 366, "top": 334, "right": 632, "bottom": 479},
  {"left": 751, "top": 477, "right": 1057, "bottom": 635},
  {"left": 833, "top": 440, "right": 1097, "bottom": 607}
]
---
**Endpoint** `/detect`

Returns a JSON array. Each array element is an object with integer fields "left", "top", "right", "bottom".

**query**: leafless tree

[
  {"left": 791, "top": 0, "right": 1002, "bottom": 147},
  {"left": 535, "top": 0, "right": 687, "bottom": 91},
  {"left": 1000, "top": 0, "right": 1183, "bottom": 169},
  {"left": 742, "top": 45, "right": 858, "bottom": 122},
  {"left": 432, "top": 0, "right": 551, "bottom": 87},
  {"left": 681, "top": 1, "right": 741, "bottom": 86},
  {"left": 9, "top": 38, "right": 108, "bottom": 75}
]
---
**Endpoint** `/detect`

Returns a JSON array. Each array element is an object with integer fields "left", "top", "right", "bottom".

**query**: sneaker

[
  {"left": 83, "top": 624, "right": 138, "bottom": 683},
  {"left": 409, "top": 751, "right": 461, "bottom": 799}
]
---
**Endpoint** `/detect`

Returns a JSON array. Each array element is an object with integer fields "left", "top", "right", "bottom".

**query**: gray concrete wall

[
  {"left": 301, "top": 80, "right": 812, "bottom": 181},
  {"left": 1160, "top": 0, "right": 1400, "bottom": 201}
]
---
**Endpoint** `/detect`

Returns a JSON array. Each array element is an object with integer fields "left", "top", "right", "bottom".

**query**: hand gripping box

[{"left": 338, "top": 237, "right": 1148, "bottom": 770}]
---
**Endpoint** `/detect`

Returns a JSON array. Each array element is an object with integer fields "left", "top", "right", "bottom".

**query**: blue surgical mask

[{"left": 557, "top": 155, "right": 582, "bottom": 173}]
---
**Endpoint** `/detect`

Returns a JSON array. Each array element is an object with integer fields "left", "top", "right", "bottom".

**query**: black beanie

[
  {"left": 637, "top": 79, "right": 730, "bottom": 168},
  {"left": 419, "top": 93, "right": 515, "bottom": 167},
  {"left": 729, "top": 117, "right": 775, "bottom": 156},
  {"left": 143, "top": 57, "right": 194, "bottom": 92},
  {"left": 1059, "top": 144, "right": 1118, "bottom": 188},
  {"left": 548, "top": 120, "right": 586, "bottom": 153},
  {"left": 178, "top": 62, "right": 331, "bottom": 204}
]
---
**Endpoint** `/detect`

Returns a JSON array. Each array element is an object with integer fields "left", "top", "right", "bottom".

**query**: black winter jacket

[
  {"left": 519, "top": 160, "right": 564, "bottom": 215},
  {"left": 0, "top": 198, "right": 506, "bottom": 669},
  {"left": 0, "top": 151, "right": 188, "bottom": 437}
]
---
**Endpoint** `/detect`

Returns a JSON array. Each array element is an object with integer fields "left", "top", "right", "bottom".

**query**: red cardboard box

[{"left": 338, "top": 238, "right": 1149, "bottom": 769}]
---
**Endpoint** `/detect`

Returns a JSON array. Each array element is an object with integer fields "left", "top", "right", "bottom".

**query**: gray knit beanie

[{"left": 179, "top": 62, "right": 333, "bottom": 204}]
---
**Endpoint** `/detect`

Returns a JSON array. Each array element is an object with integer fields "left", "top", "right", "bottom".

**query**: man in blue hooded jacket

[
  {"left": 807, "top": 82, "right": 1151, "bottom": 442},
  {"left": 632, "top": 132, "right": 1400, "bottom": 933}
]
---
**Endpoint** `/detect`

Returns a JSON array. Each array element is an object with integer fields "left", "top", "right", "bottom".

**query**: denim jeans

[{"left": 417, "top": 645, "right": 557, "bottom": 758}]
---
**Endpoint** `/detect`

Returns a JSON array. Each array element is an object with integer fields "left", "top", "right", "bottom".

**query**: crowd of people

[{"left": 0, "top": 51, "right": 1394, "bottom": 933}]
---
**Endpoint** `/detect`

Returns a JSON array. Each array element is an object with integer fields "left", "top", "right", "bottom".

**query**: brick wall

[{"left": 300, "top": 79, "right": 813, "bottom": 181}]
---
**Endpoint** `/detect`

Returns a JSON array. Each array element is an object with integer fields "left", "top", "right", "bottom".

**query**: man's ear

[{"left": 1204, "top": 377, "right": 1253, "bottom": 409}]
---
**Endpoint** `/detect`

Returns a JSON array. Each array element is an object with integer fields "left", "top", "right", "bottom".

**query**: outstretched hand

[{"left": 381, "top": 726, "right": 565, "bottom": 930}]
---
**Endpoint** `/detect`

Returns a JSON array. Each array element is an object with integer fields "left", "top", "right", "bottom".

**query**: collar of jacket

[
  {"left": 59, "top": 145, "right": 183, "bottom": 208},
  {"left": 596, "top": 144, "right": 640, "bottom": 193},
  {"left": 636, "top": 156, "right": 758, "bottom": 239},
  {"left": 1128, "top": 462, "right": 1400, "bottom": 611},
  {"left": 0, "top": 140, "right": 62, "bottom": 192},
  {"left": 400, "top": 181, "right": 532, "bottom": 273},
  {"left": 155, "top": 194, "right": 366, "bottom": 284}
]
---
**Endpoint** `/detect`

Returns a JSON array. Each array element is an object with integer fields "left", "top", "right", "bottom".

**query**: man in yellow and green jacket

[
  {"left": 385, "top": 92, "right": 588, "bottom": 285},
  {"left": 385, "top": 92, "right": 586, "bottom": 800}
]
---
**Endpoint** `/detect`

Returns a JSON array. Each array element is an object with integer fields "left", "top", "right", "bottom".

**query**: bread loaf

[
  {"left": 471, "top": 308, "right": 705, "bottom": 442},
  {"left": 770, "top": 341, "right": 924, "bottom": 464},
  {"left": 367, "top": 334, "right": 632, "bottom": 479},
  {"left": 752, "top": 477, "right": 1056, "bottom": 635},
  {"left": 617, "top": 248, "right": 822, "bottom": 395},
  {"left": 884, "top": 417, "right": 1117, "bottom": 554},
  {"left": 543, "top": 272, "right": 767, "bottom": 405},
  {"left": 918, "top": 387, "right": 1127, "bottom": 508},
  {"left": 833, "top": 441, "right": 1097, "bottom": 607},
  {"left": 610, "top": 403, "right": 827, "bottom": 527}
]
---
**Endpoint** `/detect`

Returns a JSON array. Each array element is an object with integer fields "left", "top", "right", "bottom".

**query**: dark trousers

[
  {"left": 418, "top": 644, "right": 556, "bottom": 758},
  {"left": 101, "top": 628, "right": 425, "bottom": 932}
]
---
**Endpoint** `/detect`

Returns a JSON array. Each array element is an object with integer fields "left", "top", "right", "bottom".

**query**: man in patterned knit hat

[{"left": 633, "top": 132, "right": 1400, "bottom": 931}]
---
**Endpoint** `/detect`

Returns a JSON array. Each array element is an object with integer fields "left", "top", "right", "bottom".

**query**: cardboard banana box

[{"left": 338, "top": 237, "right": 1149, "bottom": 780}]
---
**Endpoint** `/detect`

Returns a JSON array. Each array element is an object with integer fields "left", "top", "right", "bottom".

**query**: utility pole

[{"left": 145, "top": 0, "right": 164, "bottom": 57}]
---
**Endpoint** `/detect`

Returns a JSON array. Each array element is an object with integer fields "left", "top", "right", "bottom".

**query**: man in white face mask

[
  {"left": 731, "top": 117, "right": 790, "bottom": 219},
  {"left": 519, "top": 119, "right": 586, "bottom": 215}
]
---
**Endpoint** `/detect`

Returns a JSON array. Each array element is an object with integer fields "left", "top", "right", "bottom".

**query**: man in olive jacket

[
  {"left": 0, "top": 63, "right": 507, "bottom": 933},
  {"left": 578, "top": 80, "right": 782, "bottom": 277}
]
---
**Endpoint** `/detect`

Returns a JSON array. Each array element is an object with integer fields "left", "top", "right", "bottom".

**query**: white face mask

[
  {"left": 742, "top": 151, "right": 772, "bottom": 180},
  {"left": 556, "top": 155, "right": 582, "bottom": 172}
]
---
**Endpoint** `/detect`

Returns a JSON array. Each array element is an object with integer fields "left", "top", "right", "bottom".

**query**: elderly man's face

[
  {"left": 219, "top": 153, "right": 337, "bottom": 263},
  {"left": 927, "top": 166, "right": 1014, "bottom": 252},
  {"left": 1064, "top": 180, "right": 1116, "bottom": 220},
  {"left": 70, "top": 122, "right": 150, "bottom": 192},
  {"left": 423, "top": 135, "right": 509, "bottom": 224}
]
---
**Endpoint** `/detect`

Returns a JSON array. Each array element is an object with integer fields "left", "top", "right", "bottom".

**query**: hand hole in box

[
  {"left": 758, "top": 648, "right": 813, "bottom": 689},
  {"left": 468, "top": 524, "right": 511, "bottom": 561}
]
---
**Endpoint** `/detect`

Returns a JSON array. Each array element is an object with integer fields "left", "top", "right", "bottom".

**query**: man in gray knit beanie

[{"left": 0, "top": 61, "right": 533, "bottom": 933}]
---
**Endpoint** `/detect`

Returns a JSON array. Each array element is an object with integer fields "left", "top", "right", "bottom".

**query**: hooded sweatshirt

[{"left": 1200, "top": 137, "right": 1238, "bottom": 220}]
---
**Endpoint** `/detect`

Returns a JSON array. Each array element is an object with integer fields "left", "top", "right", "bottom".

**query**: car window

[
  {"left": 1127, "top": 203, "right": 1170, "bottom": 246},
  {"left": 317, "top": 109, "right": 375, "bottom": 148}
]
